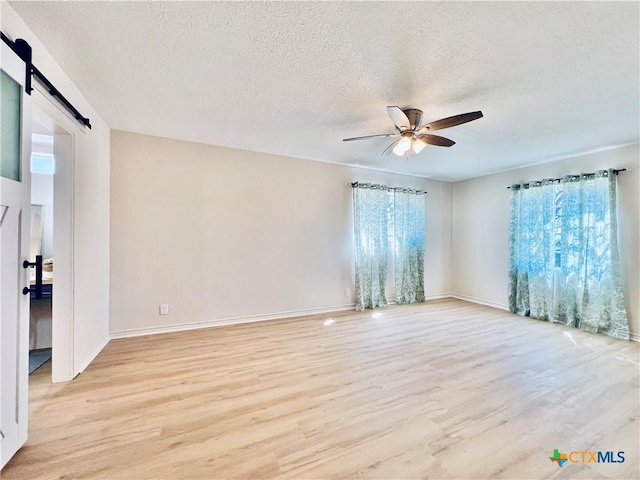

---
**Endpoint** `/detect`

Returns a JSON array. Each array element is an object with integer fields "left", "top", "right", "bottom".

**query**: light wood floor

[{"left": 3, "top": 299, "right": 638, "bottom": 479}]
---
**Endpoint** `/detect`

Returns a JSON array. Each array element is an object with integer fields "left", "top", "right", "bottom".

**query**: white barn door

[{"left": 1, "top": 40, "right": 32, "bottom": 468}]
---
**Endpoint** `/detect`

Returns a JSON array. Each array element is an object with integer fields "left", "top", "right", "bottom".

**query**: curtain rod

[
  {"left": 1, "top": 32, "right": 92, "bottom": 129},
  {"left": 351, "top": 182, "right": 427, "bottom": 194},
  {"left": 506, "top": 168, "right": 627, "bottom": 189}
]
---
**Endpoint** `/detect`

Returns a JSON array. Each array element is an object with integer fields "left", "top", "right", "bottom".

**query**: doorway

[
  {"left": 27, "top": 123, "right": 55, "bottom": 374},
  {"left": 27, "top": 103, "right": 74, "bottom": 383}
]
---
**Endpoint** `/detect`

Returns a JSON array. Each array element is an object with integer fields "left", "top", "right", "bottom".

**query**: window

[
  {"left": 508, "top": 170, "right": 630, "bottom": 339},
  {"left": 31, "top": 155, "right": 55, "bottom": 174},
  {"left": 352, "top": 183, "right": 426, "bottom": 310}
]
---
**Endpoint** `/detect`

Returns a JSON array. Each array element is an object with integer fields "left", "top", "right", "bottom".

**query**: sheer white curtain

[
  {"left": 509, "top": 170, "right": 630, "bottom": 340},
  {"left": 508, "top": 181, "right": 556, "bottom": 319},
  {"left": 352, "top": 183, "right": 389, "bottom": 311},
  {"left": 557, "top": 170, "right": 629, "bottom": 340},
  {"left": 393, "top": 189, "right": 426, "bottom": 305}
]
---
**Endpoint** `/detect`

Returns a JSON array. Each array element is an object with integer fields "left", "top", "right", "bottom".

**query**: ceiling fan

[{"left": 343, "top": 106, "right": 483, "bottom": 156}]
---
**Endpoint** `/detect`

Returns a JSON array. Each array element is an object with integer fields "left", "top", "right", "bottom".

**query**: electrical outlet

[
  {"left": 159, "top": 304, "right": 169, "bottom": 315},
  {"left": 345, "top": 288, "right": 351, "bottom": 297}
]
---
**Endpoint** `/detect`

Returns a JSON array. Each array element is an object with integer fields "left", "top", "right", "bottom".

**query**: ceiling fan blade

[
  {"left": 343, "top": 133, "right": 399, "bottom": 142},
  {"left": 382, "top": 138, "right": 402, "bottom": 155},
  {"left": 387, "top": 106, "right": 411, "bottom": 131},
  {"left": 416, "top": 134, "right": 456, "bottom": 147},
  {"left": 418, "top": 111, "right": 483, "bottom": 132}
]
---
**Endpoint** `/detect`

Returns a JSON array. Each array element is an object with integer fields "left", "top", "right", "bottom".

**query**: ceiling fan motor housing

[
  {"left": 402, "top": 108, "right": 423, "bottom": 130},
  {"left": 342, "top": 106, "right": 483, "bottom": 152}
]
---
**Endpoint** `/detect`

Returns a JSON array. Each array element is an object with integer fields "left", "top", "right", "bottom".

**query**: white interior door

[{"left": 1, "top": 41, "right": 32, "bottom": 469}]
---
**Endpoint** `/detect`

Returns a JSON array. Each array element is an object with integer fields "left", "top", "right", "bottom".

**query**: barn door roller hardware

[{"left": 1, "top": 32, "right": 92, "bottom": 129}]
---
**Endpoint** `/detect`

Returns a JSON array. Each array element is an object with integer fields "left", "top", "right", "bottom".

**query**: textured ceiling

[{"left": 10, "top": 1, "right": 640, "bottom": 181}]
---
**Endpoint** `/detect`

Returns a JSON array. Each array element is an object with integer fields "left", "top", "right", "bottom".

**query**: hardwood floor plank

[{"left": 2, "top": 299, "right": 638, "bottom": 479}]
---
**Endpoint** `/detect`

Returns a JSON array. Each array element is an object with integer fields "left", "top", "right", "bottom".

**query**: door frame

[{"left": 31, "top": 88, "right": 78, "bottom": 383}]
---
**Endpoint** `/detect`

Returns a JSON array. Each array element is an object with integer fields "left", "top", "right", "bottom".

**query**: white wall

[
  {"left": 30, "top": 173, "right": 53, "bottom": 258},
  {"left": 110, "top": 130, "right": 452, "bottom": 336},
  {"left": 31, "top": 140, "right": 53, "bottom": 259},
  {"left": 30, "top": 141, "right": 54, "bottom": 258},
  {"left": 452, "top": 144, "right": 640, "bottom": 338},
  {"left": 2, "top": 3, "right": 111, "bottom": 375}
]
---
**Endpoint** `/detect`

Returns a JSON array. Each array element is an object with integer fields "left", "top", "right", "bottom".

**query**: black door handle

[{"left": 23, "top": 255, "right": 43, "bottom": 298}]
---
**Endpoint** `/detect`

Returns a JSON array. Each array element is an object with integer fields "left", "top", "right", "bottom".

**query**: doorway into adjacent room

[
  {"left": 27, "top": 129, "right": 54, "bottom": 373},
  {"left": 27, "top": 104, "right": 74, "bottom": 383}
]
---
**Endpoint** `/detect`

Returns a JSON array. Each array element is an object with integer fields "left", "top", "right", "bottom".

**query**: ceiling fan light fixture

[
  {"left": 412, "top": 138, "right": 426, "bottom": 154},
  {"left": 343, "top": 106, "right": 482, "bottom": 156},
  {"left": 393, "top": 136, "right": 412, "bottom": 156}
]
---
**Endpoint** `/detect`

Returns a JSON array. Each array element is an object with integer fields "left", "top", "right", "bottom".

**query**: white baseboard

[
  {"left": 385, "top": 294, "right": 453, "bottom": 305},
  {"left": 424, "top": 293, "right": 455, "bottom": 302},
  {"left": 449, "top": 295, "right": 640, "bottom": 343},
  {"left": 110, "top": 303, "right": 356, "bottom": 339},
  {"left": 110, "top": 294, "right": 457, "bottom": 340},
  {"left": 448, "top": 293, "right": 509, "bottom": 311},
  {"left": 110, "top": 293, "right": 636, "bottom": 343}
]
